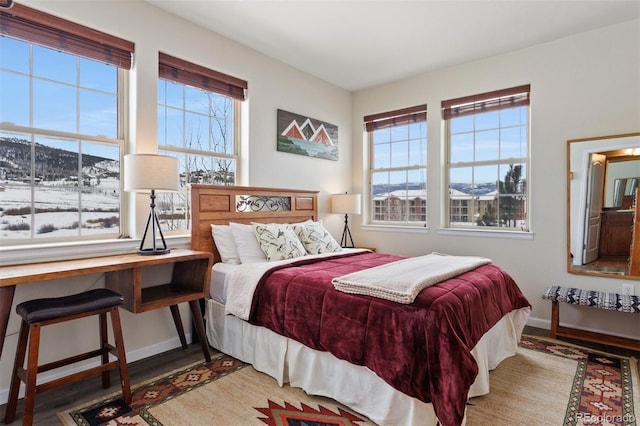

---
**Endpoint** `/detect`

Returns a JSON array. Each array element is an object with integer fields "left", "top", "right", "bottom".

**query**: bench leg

[{"left": 550, "top": 301, "right": 559, "bottom": 338}]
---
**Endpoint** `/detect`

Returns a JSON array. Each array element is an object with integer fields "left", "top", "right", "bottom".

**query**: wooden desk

[{"left": 0, "top": 249, "right": 213, "bottom": 362}]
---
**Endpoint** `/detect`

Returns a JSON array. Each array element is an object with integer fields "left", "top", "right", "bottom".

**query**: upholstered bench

[
  {"left": 542, "top": 286, "right": 640, "bottom": 351},
  {"left": 4, "top": 288, "right": 131, "bottom": 425}
]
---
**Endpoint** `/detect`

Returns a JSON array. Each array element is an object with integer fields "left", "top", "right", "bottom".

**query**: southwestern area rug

[
  {"left": 58, "top": 352, "right": 373, "bottom": 425},
  {"left": 466, "top": 335, "right": 639, "bottom": 425},
  {"left": 58, "top": 335, "right": 639, "bottom": 426}
]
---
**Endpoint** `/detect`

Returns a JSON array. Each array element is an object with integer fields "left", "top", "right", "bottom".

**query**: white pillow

[
  {"left": 292, "top": 219, "right": 314, "bottom": 227},
  {"left": 294, "top": 221, "right": 342, "bottom": 254},
  {"left": 210, "top": 224, "right": 240, "bottom": 264},
  {"left": 229, "top": 222, "right": 267, "bottom": 263},
  {"left": 252, "top": 223, "right": 307, "bottom": 261}
]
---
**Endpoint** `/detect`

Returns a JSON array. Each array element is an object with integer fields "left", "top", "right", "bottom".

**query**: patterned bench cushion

[{"left": 542, "top": 286, "right": 640, "bottom": 314}]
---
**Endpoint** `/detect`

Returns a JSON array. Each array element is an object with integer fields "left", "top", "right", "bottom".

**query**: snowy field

[{"left": 0, "top": 179, "right": 120, "bottom": 240}]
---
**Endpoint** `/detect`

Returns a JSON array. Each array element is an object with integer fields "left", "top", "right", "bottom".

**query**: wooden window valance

[
  {"left": 441, "top": 84, "right": 530, "bottom": 120},
  {"left": 363, "top": 104, "right": 427, "bottom": 132},
  {"left": 159, "top": 52, "right": 247, "bottom": 101},
  {"left": 0, "top": 2, "right": 134, "bottom": 69}
]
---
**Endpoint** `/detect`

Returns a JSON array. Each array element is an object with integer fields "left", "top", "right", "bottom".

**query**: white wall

[
  {"left": 0, "top": 0, "right": 352, "bottom": 403},
  {"left": 351, "top": 20, "right": 640, "bottom": 339}
]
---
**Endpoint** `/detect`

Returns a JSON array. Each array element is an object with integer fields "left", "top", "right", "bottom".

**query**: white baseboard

[
  {"left": 526, "top": 316, "right": 551, "bottom": 330},
  {"left": 0, "top": 334, "right": 190, "bottom": 405}
]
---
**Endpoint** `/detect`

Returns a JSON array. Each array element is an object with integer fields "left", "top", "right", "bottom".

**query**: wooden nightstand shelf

[
  {"left": 103, "top": 249, "right": 213, "bottom": 361},
  {"left": 104, "top": 250, "right": 212, "bottom": 314}
]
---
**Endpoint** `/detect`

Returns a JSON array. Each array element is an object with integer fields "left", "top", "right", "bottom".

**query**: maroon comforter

[{"left": 248, "top": 251, "right": 530, "bottom": 426}]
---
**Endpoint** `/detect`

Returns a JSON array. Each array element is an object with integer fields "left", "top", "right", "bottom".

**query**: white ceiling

[{"left": 145, "top": 0, "right": 640, "bottom": 91}]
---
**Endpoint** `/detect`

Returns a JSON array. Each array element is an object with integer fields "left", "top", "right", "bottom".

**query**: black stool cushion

[{"left": 16, "top": 288, "right": 124, "bottom": 324}]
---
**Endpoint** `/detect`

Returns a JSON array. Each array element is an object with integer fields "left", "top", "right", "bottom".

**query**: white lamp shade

[
  {"left": 124, "top": 154, "right": 180, "bottom": 193},
  {"left": 331, "top": 193, "right": 362, "bottom": 214}
]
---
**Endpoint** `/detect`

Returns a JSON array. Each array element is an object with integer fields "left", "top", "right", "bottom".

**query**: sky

[{"left": 1, "top": 34, "right": 528, "bottom": 190}]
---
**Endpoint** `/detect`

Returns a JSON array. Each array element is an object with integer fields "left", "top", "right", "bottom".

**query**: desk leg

[
  {"left": 188, "top": 300, "right": 211, "bottom": 362},
  {"left": 169, "top": 305, "right": 188, "bottom": 350},
  {"left": 0, "top": 286, "right": 16, "bottom": 360}
]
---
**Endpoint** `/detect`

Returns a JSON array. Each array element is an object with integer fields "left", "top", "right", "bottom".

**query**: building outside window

[
  {"left": 442, "top": 85, "right": 530, "bottom": 231},
  {"left": 157, "top": 53, "right": 246, "bottom": 232},
  {"left": 0, "top": 4, "right": 133, "bottom": 245},
  {"left": 365, "top": 105, "right": 427, "bottom": 226}
]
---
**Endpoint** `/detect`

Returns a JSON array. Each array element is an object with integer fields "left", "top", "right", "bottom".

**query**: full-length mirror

[{"left": 567, "top": 132, "right": 640, "bottom": 279}]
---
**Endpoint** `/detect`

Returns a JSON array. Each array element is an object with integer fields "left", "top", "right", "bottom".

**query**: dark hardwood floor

[
  {"left": 1, "top": 344, "right": 207, "bottom": 425},
  {"left": 571, "top": 257, "right": 630, "bottom": 275},
  {"left": 523, "top": 325, "right": 640, "bottom": 361},
  {"left": 1, "top": 326, "right": 638, "bottom": 425}
]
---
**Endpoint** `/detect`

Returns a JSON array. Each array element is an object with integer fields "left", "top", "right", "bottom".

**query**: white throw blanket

[
  {"left": 331, "top": 252, "right": 491, "bottom": 304},
  {"left": 225, "top": 248, "right": 369, "bottom": 320}
]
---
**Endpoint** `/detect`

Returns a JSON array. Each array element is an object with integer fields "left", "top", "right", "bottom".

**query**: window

[
  {"left": 365, "top": 105, "right": 427, "bottom": 225},
  {"left": 442, "top": 85, "right": 530, "bottom": 231},
  {"left": 0, "top": 4, "right": 133, "bottom": 244},
  {"left": 157, "top": 53, "right": 246, "bottom": 232}
]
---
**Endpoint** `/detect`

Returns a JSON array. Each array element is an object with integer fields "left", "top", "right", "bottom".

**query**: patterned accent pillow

[
  {"left": 294, "top": 222, "right": 342, "bottom": 255},
  {"left": 252, "top": 223, "right": 307, "bottom": 261}
]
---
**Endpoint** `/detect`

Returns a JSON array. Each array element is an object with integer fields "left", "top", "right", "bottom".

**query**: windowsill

[
  {"left": 436, "top": 227, "right": 534, "bottom": 240},
  {"left": 0, "top": 235, "right": 191, "bottom": 266},
  {"left": 361, "top": 224, "right": 430, "bottom": 233},
  {"left": 360, "top": 224, "right": 533, "bottom": 240}
]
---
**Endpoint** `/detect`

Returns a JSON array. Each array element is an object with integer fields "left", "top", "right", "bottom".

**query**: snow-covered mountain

[{"left": 0, "top": 136, "right": 118, "bottom": 182}]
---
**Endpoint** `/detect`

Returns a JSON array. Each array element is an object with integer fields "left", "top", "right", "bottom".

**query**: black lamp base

[
  {"left": 340, "top": 213, "right": 355, "bottom": 248},
  {"left": 137, "top": 190, "right": 170, "bottom": 256},
  {"left": 137, "top": 247, "right": 171, "bottom": 256}
]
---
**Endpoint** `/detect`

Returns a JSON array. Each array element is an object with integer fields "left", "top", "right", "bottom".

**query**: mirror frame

[{"left": 567, "top": 132, "right": 640, "bottom": 280}]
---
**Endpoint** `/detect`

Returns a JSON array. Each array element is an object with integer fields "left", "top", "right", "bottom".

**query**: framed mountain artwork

[{"left": 277, "top": 109, "right": 338, "bottom": 161}]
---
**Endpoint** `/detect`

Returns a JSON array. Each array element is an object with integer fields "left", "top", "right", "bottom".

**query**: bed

[{"left": 190, "top": 184, "right": 531, "bottom": 426}]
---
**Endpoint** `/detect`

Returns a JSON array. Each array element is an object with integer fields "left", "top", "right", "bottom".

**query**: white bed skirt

[{"left": 205, "top": 299, "right": 530, "bottom": 426}]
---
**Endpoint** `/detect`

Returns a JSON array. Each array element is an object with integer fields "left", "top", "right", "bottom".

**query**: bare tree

[
  {"left": 159, "top": 90, "right": 235, "bottom": 231},
  {"left": 498, "top": 164, "right": 523, "bottom": 227}
]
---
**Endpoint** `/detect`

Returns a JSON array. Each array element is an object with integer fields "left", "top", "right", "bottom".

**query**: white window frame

[
  {"left": 0, "top": 40, "right": 128, "bottom": 246},
  {"left": 157, "top": 78, "right": 240, "bottom": 235},
  {"left": 443, "top": 85, "right": 531, "bottom": 233},
  {"left": 365, "top": 105, "right": 428, "bottom": 227}
]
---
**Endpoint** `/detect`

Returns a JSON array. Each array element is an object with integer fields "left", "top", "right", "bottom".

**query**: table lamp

[
  {"left": 331, "top": 193, "right": 361, "bottom": 248},
  {"left": 124, "top": 154, "right": 180, "bottom": 255}
]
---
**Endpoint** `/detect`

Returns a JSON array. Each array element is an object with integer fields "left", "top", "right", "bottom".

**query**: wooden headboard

[{"left": 190, "top": 184, "right": 318, "bottom": 263}]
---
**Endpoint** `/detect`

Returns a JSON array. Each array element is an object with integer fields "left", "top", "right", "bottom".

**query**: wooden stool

[{"left": 4, "top": 289, "right": 131, "bottom": 425}]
